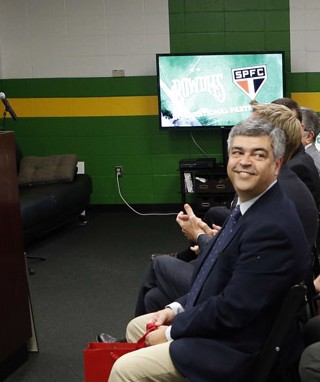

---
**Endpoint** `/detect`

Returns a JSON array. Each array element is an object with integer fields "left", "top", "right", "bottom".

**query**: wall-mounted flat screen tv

[{"left": 156, "top": 52, "right": 285, "bottom": 130}]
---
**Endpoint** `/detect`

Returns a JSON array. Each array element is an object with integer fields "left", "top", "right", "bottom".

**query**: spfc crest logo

[{"left": 232, "top": 65, "right": 267, "bottom": 100}]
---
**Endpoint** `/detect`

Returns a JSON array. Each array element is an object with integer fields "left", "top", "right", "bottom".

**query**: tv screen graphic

[{"left": 156, "top": 52, "right": 285, "bottom": 130}]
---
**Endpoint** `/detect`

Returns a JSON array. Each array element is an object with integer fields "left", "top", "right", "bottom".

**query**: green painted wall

[{"left": 2, "top": 0, "right": 319, "bottom": 206}]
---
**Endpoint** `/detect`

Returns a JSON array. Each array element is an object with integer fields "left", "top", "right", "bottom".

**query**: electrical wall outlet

[
  {"left": 112, "top": 69, "right": 125, "bottom": 77},
  {"left": 115, "top": 166, "right": 123, "bottom": 177}
]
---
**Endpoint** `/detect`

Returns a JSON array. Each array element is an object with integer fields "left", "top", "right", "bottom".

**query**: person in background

[
  {"left": 272, "top": 97, "right": 320, "bottom": 209},
  {"left": 301, "top": 106, "right": 320, "bottom": 175},
  {"left": 253, "top": 101, "right": 320, "bottom": 305},
  {"left": 108, "top": 118, "right": 310, "bottom": 382}
]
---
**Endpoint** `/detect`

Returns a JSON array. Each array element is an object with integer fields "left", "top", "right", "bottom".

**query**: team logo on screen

[{"left": 232, "top": 65, "right": 267, "bottom": 99}]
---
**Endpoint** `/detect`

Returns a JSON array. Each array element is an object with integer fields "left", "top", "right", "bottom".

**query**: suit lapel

[{"left": 196, "top": 217, "right": 243, "bottom": 271}]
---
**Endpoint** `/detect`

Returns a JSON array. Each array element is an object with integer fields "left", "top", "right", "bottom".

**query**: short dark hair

[
  {"left": 301, "top": 107, "right": 319, "bottom": 139},
  {"left": 272, "top": 97, "right": 302, "bottom": 123},
  {"left": 227, "top": 118, "right": 286, "bottom": 160}
]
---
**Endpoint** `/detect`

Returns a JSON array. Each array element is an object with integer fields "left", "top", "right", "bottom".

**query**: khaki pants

[{"left": 108, "top": 313, "right": 188, "bottom": 382}]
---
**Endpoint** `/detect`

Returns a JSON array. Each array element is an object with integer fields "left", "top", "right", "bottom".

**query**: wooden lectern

[{"left": 0, "top": 132, "right": 32, "bottom": 380}]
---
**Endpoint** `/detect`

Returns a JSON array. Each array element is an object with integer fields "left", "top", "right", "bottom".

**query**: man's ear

[{"left": 307, "top": 130, "right": 315, "bottom": 144}]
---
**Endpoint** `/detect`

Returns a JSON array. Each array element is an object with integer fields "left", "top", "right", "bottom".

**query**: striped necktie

[{"left": 185, "top": 205, "right": 241, "bottom": 309}]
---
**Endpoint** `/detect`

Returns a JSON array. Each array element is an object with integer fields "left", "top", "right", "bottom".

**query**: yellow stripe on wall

[
  {"left": 291, "top": 93, "right": 320, "bottom": 112},
  {"left": 9, "top": 93, "right": 318, "bottom": 118},
  {"left": 2, "top": 96, "right": 158, "bottom": 118}
]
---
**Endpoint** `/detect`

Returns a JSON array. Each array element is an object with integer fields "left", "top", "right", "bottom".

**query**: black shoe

[
  {"left": 96, "top": 333, "right": 126, "bottom": 343},
  {"left": 150, "top": 252, "right": 178, "bottom": 260}
]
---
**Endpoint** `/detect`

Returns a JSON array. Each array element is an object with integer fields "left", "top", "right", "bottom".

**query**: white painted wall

[
  {"left": 290, "top": 0, "right": 320, "bottom": 72},
  {"left": 0, "top": 0, "right": 170, "bottom": 79},
  {"left": 2, "top": 1, "right": 320, "bottom": 78}
]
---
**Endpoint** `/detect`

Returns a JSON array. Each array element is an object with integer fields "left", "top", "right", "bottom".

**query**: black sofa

[{"left": 15, "top": 143, "right": 93, "bottom": 246}]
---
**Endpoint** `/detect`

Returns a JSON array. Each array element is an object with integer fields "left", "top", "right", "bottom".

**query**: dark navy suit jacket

[
  {"left": 169, "top": 183, "right": 310, "bottom": 382},
  {"left": 288, "top": 144, "right": 320, "bottom": 209}
]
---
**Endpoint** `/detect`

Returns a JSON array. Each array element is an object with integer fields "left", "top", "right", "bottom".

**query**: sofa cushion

[{"left": 18, "top": 154, "right": 78, "bottom": 186}]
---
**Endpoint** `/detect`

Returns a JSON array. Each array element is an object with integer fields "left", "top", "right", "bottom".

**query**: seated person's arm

[{"left": 176, "top": 203, "right": 219, "bottom": 242}]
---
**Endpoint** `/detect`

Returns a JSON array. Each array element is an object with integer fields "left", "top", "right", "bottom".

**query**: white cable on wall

[
  {"left": 189, "top": 132, "right": 210, "bottom": 157},
  {"left": 115, "top": 174, "right": 179, "bottom": 216}
]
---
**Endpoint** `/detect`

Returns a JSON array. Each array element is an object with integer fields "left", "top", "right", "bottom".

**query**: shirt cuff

[
  {"left": 165, "top": 326, "right": 172, "bottom": 341},
  {"left": 165, "top": 302, "right": 184, "bottom": 341},
  {"left": 166, "top": 302, "right": 185, "bottom": 315}
]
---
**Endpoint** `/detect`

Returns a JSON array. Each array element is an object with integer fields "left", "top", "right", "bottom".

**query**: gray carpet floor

[{"left": 5, "top": 208, "right": 187, "bottom": 382}]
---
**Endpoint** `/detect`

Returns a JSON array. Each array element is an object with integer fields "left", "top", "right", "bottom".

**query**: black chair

[
  {"left": 306, "top": 243, "right": 320, "bottom": 317},
  {"left": 312, "top": 244, "right": 320, "bottom": 277},
  {"left": 251, "top": 283, "right": 307, "bottom": 382}
]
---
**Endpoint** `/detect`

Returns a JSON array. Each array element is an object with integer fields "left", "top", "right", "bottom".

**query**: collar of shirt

[{"left": 238, "top": 179, "right": 277, "bottom": 216}]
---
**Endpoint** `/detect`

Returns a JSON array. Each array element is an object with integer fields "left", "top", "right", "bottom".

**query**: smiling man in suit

[
  {"left": 130, "top": 103, "right": 317, "bottom": 318},
  {"left": 108, "top": 118, "right": 310, "bottom": 382}
]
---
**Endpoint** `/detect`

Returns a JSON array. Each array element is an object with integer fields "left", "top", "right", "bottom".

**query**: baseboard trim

[{"left": 88, "top": 204, "right": 181, "bottom": 214}]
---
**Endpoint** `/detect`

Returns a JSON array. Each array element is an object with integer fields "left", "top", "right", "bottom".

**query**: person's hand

[
  {"left": 176, "top": 204, "right": 205, "bottom": 242},
  {"left": 190, "top": 245, "right": 200, "bottom": 255},
  {"left": 198, "top": 220, "right": 222, "bottom": 238},
  {"left": 145, "top": 326, "right": 168, "bottom": 346},
  {"left": 211, "top": 224, "right": 222, "bottom": 236},
  {"left": 147, "top": 307, "right": 175, "bottom": 326}
]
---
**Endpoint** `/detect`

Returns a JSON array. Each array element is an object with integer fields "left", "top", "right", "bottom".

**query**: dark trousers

[
  {"left": 135, "top": 206, "right": 231, "bottom": 316},
  {"left": 135, "top": 256, "right": 195, "bottom": 316}
]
